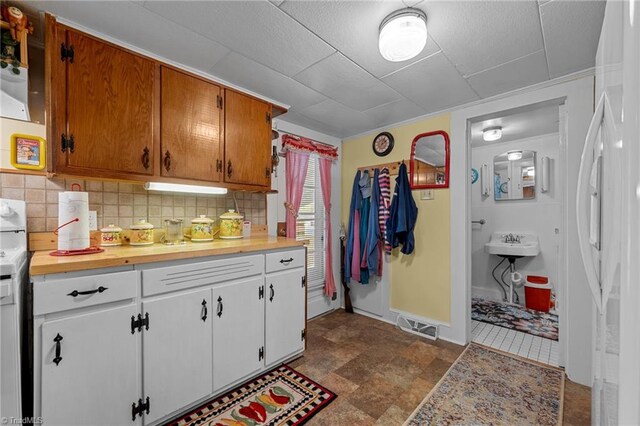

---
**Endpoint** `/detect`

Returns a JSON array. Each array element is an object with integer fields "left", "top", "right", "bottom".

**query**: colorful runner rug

[{"left": 168, "top": 365, "right": 336, "bottom": 426}]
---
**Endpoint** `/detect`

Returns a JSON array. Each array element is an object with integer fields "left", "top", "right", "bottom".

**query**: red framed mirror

[{"left": 409, "top": 130, "right": 450, "bottom": 189}]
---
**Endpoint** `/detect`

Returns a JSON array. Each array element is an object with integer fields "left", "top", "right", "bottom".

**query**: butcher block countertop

[{"left": 30, "top": 237, "right": 305, "bottom": 276}]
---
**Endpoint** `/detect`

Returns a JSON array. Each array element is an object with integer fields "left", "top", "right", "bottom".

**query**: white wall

[
  {"left": 267, "top": 119, "right": 342, "bottom": 319},
  {"left": 471, "top": 133, "right": 562, "bottom": 303}
]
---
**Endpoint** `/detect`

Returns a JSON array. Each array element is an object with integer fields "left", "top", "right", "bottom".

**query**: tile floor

[
  {"left": 291, "top": 309, "right": 590, "bottom": 425},
  {"left": 471, "top": 320, "right": 560, "bottom": 366}
]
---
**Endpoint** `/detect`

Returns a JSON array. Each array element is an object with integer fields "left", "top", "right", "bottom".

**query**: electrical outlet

[
  {"left": 420, "top": 189, "right": 434, "bottom": 200},
  {"left": 88, "top": 211, "right": 97, "bottom": 231}
]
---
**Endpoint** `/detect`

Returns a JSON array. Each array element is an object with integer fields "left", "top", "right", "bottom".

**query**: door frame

[{"left": 450, "top": 76, "right": 595, "bottom": 386}]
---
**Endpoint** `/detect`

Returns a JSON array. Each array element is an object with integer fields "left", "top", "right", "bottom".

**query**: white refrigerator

[{"left": 577, "top": 1, "right": 640, "bottom": 424}]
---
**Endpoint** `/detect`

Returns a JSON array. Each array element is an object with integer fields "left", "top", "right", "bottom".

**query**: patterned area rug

[
  {"left": 168, "top": 366, "right": 336, "bottom": 426},
  {"left": 472, "top": 297, "right": 559, "bottom": 340},
  {"left": 405, "top": 343, "right": 565, "bottom": 426}
]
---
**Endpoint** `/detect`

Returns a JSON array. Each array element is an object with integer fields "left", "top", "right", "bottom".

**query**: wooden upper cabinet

[
  {"left": 57, "top": 28, "right": 156, "bottom": 176},
  {"left": 161, "top": 67, "right": 222, "bottom": 181},
  {"left": 224, "top": 90, "right": 272, "bottom": 187}
]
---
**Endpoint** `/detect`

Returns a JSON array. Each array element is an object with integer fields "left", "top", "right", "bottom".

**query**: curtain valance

[{"left": 282, "top": 134, "right": 338, "bottom": 160}]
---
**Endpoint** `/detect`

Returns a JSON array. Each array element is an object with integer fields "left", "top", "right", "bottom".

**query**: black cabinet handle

[
  {"left": 217, "top": 296, "right": 223, "bottom": 318},
  {"left": 53, "top": 333, "right": 63, "bottom": 366},
  {"left": 201, "top": 299, "right": 208, "bottom": 322},
  {"left": 67, "top": 286, "right": 108, "bottom": 297},
  {"left": 141, "top": 147, "right": 150, "bottom": 170},
  {"left": 279, "top": 258, "right": 294, "bottom": 265},
  {"left": 227, "top": 160, "right": 233, "bottom": 178},
  {"left": 269, "top": 284, "right": 275, "bottom": 302},
  {"left": 163, "top": 150, "right": 172, "bottom": 172}
]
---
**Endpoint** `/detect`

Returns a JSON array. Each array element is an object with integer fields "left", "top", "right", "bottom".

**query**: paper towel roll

[{"left": 58, "top": 191, "right": 90, "bottom": 251}]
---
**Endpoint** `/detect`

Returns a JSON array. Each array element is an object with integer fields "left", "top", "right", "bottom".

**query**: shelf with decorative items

[{"left": 1, "top": 5, "right": 34, "bottom": 72}]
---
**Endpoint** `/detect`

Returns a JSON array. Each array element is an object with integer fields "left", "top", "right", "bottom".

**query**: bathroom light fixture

[
  {"left": 507, "top": 151, "right": 523, "bottom": 161},
  {"left": 144, "top": 182, "right": 228, "bottom": 195},
  {"left": 379, "top": 8, "right": 428, "bottom": 62},
  {"left": 482, "top": 126, "right": 503, "bottom": 142}
]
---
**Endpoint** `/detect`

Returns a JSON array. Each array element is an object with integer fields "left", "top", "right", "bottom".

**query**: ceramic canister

[
  {"left": 219, "top": 210, "right": 243, "bottom": 239},
  {"left": 100, "top": 224, "right": 122, "bottom": 246},
  {"left": 129, "top": 219, "right": 154, "bottom": 246},
  {"left": 190, "top": 215, "right": 214, "bottom": 241}
]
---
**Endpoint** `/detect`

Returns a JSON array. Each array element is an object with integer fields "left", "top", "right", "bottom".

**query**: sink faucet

[{"left": 505, "top": 233, "right": 521, "bottom": 244}]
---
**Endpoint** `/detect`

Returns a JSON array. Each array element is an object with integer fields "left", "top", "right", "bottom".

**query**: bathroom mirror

[
  {"left": 493, "top": 150, "right": 536, "bottom": 201},
  {"left": 410, "top": 130, "right": 450, "bottom": 189}
]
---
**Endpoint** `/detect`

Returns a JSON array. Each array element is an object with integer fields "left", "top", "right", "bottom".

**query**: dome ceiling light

[
  {"left": 379, "top": 8, "right": 428, "bottom": 62},
  {"left": 482, "top": 126, "right": 503, "bottom": 142}
]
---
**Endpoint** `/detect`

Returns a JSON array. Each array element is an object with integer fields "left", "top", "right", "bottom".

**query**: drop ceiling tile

[
  {"left": 29, "top": 1, "right": 230, "bottom": 71},
  {"left": 210, "top": 53, "right": 326, "bottom": 110},
  {"left": 403, "top": 0, "right": 425, "bottom": 6},
  {"left": 540, "top": 0, "right": 606, "bottom": 78},
  {"left": 424, "top": 1, "right": 544, "bottom": 76},
  {"left": 466, "top": 50, "right": 549, "bottom": 98},
  {"left": 362, "top": 99, "right": 426, "bottom": 128},
  {"left": 293, "top": 53, "right": 402, "bottom": 111},
  {"left": 382, "top": 53, "right": 479, "bottom": 113},
  {"left": 277, "top": 110, "right": 342, "bottom": 138},
  {"left": 279, "top": 1, "right": 441, "bottom": 78},
  {"left": 144, "top": 0, "right": 335, "bottom": 77},
  {"left": 297, "top": 100, "right": 376, "bottom": 137}
]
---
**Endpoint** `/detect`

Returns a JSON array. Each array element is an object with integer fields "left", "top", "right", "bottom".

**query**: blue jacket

[
  {"left": 344, "top": 171, "right": 361, "bottom": 283},
  {"left": 386, "top": 163, "right": 418, "bottom": 255},
  {"left": 366, "top": 168, "right": 381, "bottom": 275}
]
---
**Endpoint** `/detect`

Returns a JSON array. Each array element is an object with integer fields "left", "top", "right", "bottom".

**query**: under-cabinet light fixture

[
  {"left": 379, "top": 8, "right": 428, "bottom": 62},
  {"left": 482, "top": 126, "right": 503, "bottom": 142},
  {"left": 144, "top": 182, "right": 228, "bottom": 195}
]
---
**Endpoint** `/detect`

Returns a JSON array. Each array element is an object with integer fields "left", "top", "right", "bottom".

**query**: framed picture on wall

[{"left": 10, "top": 133, "right": 46, "bottom": 170}]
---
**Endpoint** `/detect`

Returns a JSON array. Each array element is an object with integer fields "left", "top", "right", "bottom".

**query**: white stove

[{"left": 0, "top": 198, "right": 27, "bottom": 420}]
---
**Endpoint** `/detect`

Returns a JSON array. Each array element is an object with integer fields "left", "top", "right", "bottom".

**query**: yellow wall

[
  {"left": 342, "top": 113, "right": 451, "bottom": 323},
  {"left": 1, "top": 117, "right": 46, "bottom": 169}
]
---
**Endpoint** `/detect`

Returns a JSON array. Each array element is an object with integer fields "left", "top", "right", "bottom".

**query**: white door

[
  {"left": 265, "top": 270, "right": 305, "bottom": 365},
  {"left": 212, "top": 277, "right": 264, "bottom": 392},
  {"left": 41, "top": 304, "right": 139, "bottom": 426},
  {"left": 142, "top": 288, "right": 213, "bottom": 425}
]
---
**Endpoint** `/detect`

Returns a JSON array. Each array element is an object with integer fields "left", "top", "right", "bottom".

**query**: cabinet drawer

[
  {"left": 141, "top": 254, "right": 264, "bottom": 297},
  {"left": 265, "top": 248, "right": 305, "bottom": 274},
  {"left": 33, "top": 271, "right": 138, "bottom": 316}
]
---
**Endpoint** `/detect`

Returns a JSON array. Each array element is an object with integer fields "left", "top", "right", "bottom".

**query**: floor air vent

[{"left": 396, "top": 314, "right": 439, "bottom": 341}]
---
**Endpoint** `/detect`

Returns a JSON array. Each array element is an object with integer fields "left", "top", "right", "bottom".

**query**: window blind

[{"left": 296, "top": 159, "right": 325, "bottom": 287}]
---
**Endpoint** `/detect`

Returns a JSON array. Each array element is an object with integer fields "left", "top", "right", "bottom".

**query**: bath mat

[
  {"left": 404, "top": 343, "right": 565, "bottom": 426},
  {"left": 472, "top": 297, "right": 559, "bottom": 340},
  {"left": 167, "top": 365, "right": 336, "bottom": 426}
]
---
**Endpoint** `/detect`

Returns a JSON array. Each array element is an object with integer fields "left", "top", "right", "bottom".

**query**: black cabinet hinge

[
  {"left": 258, "top": 346, "right": 264, "bottom": 361},
  {"left": 266, "top": 111, "right": 271, "bottom": 123},
  {"left": 301, "top": 276, "right": 306, "bottom": 288},
  {"left": 60, "top": 43, "right": 74, "bottom": 63},
  {"left": 301, "top": 329, "right": 306, "bottom": 341},
  {"left": 217, "top": 95, "right": 223, "bottom": 109},
  {"left": 131, "top": 396, "right": 150, "bottom": 421},
  {"left": 259, "top": 285, "right": 264, "bottom": 300},
  {"left": 61, "top": 133, "right": 75, "bottom": 153},
  {"left": 130, "top": 312, "right": 150, "bottom": 334}
]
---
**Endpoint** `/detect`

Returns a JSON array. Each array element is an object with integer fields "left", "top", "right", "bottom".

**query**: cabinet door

[
  {"left": 161, "top": 67, "right": 222, "bottom": 181},
  {"left": 142, "top": 288, "right": 212, "bottom": 425},
  {"left": 41, "top": 304, "right": 139, "bottom": 426},
  {"left": 212, "top": 277, "right": 264, "bottom": 392},
  {"left": 62, "top": 29, "right": 156, "bottom": 176},
  {"left": 224, "top": 90, "right": 272, "bottom": 187},
  {"left": 265, "top": 270, "right": 306, "bottom": 365}
]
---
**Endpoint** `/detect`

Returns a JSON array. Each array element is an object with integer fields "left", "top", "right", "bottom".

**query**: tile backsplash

[{"left": 0, "top": 173, "right": 266, "bottom": 232}]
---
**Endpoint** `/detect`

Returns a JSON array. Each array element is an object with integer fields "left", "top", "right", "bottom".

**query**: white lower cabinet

[
  {"left": 212, "top": 277, "right": 265, "bottom": 392},
  {"left": 265, "top": 269, "right": 306, "bottom": 365},
  {"left": 142, "top": 288, "right": 213, "bottom": 425},
  {"left": 40, "top": 304, "right": 140, "bottom": 426}
]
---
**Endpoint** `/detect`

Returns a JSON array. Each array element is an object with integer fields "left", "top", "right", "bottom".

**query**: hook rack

[{"left": 357, "top": 160, "right": 407, "bottom": 176}]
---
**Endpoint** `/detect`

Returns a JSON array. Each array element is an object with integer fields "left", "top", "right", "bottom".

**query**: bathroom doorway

[{"left": 468, "top": 100, "right": 565, "bottom": 367}]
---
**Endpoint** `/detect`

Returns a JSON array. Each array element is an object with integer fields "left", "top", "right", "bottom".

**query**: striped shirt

[{"left": 378, "top": 167, "right": 391, "bottom": 254}]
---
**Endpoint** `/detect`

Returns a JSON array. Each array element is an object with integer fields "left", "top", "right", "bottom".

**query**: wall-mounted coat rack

[{"left": 357, "top": 160, "right": 407, "bottom": 176}]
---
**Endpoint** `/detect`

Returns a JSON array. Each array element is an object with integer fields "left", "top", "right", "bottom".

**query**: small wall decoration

[
  {"left": 10, "top": 133, "right": 46, "bottom": 170},
  {"left": 471, "top": 168, "right": 479, "bottom": 184},
  {"left": 372, "top": 132, "right": 394, "bottom": 157}
]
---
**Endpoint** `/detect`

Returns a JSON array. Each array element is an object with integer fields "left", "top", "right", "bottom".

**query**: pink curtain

[
  {"left": 318, "top": 157, "right": 336, "bottom": 298},
  {"left": 285, "top": 150, "right": 310, "bottom": 239}
]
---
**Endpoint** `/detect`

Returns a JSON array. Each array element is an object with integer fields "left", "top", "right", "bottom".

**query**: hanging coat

[
  {"left": 378, "top": 167, "right": 392, "bottom": 255},
  {"left": 358, "top": 170, "right": 371, "bottom": 284},
  {"left": 365, "top": 168, "right": 381, "bottom": 276},
  {"left": 344, "top": 171, "right": 361, "bottom": 283},
  {"left": 386, "top": 163, "right": 418, "bottom": 255}
]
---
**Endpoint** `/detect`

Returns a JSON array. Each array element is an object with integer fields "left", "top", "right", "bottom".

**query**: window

[{"left": 296, "top": 159, "right": 325, "bottom": 287}]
